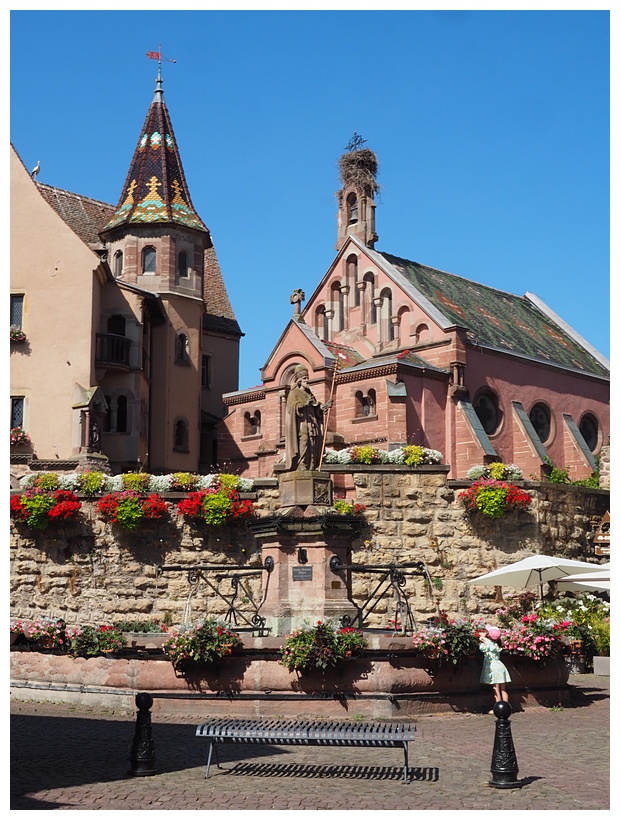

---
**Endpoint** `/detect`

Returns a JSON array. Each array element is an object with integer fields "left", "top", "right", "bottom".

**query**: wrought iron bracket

[
  {"left": 156, "top": 560, "right": 273, "bottom": 635},
  {"left": 329, "top": 555, "right": 425, "bottom": 635}
]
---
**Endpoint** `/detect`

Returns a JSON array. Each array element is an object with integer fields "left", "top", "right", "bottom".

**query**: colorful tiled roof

[
  {"left": 36, "top": 183, "right": 115, "bottom": 245},
  {"left": 322, "top": 340, "right": 367, "bottom": 369},
  {"left": 102, "top": 75, "right": 208, "bottom": 234},
  {"left": 379, "top": 252, "right": 609, "bottom": 378}
]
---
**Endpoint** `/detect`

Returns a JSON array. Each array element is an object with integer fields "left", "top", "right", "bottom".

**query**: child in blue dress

[{"left": 479, "top": 625, "right": 511, "bottom": 703}]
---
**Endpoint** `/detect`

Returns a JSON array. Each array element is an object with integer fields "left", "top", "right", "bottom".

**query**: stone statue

[{"left": 285, "top": 365, "right": 331, "bottom": 471}]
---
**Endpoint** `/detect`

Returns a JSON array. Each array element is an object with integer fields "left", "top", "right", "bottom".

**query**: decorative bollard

[
  {"left": 128, "top": 692, "right": 157, "bottom": 776},
  {"left": 489, "top": 701, "right": 522, "bottom": 789}
]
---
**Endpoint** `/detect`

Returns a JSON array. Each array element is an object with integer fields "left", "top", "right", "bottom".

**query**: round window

[
  {"left": 579, "top": 414, "right": 599, "bottom": 451},
  {"left": 529, "top": 403, "right": 551, "bottom": 443},
  {"left": 474, "top": 392, "right": 501, "bottom": 436}
]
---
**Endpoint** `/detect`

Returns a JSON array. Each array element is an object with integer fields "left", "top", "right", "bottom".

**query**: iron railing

[
  {"left": 156, "top": 558, "right": 274, "bottom": 635},
  {"left": 329, "top": 555, "right": 426, "bottom": 635}
]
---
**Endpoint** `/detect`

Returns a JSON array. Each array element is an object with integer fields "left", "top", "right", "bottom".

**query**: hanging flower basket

[
  {"left": 10, "top": 427, "right": 30, "bottom": 447},
  {"left": 96, "top": 491, "right": 168, "bottom": 530},
  {"left": 10, "top": 326, "right": 27, "bottom": 344},
  {"left": 176, "top": 475, "right": 255, "bottom": 526},
  {"left": 10, "top": 489, "right": 81, "bottom": 530}
]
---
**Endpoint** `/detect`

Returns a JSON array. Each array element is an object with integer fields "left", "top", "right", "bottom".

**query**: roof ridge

[{"left": 36, "top": 182, "right": 114, "bottom": 209}]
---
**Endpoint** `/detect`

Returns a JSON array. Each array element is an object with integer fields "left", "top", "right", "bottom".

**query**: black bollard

[
  {"left": 489, "top": 701, "right": 522, "bottom": 789},
  {"left": 128, "top": 692, "right": 157, "bottom": 776}
]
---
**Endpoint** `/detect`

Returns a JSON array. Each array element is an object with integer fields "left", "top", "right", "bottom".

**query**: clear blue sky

[{"left": 10, "top": 8, "right": 610, "bottom": 390}]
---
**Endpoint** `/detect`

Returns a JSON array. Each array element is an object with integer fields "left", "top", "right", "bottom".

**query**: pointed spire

[{"left": 102, "top": 68, "right": 208, "bottom": 234}]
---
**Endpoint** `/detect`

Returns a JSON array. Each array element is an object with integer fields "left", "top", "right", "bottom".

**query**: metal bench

[{"left": 195, "top": 718, "right": 416, "bottom": 782}]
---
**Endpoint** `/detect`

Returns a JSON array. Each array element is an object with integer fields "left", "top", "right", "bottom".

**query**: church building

[
  {"left": 10, "top": 67, "right": 241, "bottom": 477},
  {"left": 218, "top": 140, "right": 609, "bottom": 481}
]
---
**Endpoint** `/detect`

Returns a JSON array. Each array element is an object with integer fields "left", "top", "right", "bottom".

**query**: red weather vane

[{"left": 146, "top": 46, "right": 176, "bottom": 64}]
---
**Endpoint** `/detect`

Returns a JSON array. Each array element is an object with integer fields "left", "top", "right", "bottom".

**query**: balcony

[{"left": 96, "top": 333, "right": 131, "bottom": 368}]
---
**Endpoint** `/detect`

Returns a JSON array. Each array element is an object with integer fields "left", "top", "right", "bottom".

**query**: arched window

[
  {"left": 363, "top": 272, "right": 375, "bottom": 324},
  {"left": 579, "top": 413, "right": 599, "bottom": 452},
  {"left": 315, "top": 305, "right": 328, "bottom": 340},
  {"left": 244, "top": 410, "right": 261, "bottom": 436},
  {"left": 173, "top": 418, "right": 189, "bottom": 451},
  {"left": 142, "top": 246, "right": 156, "bottom": 274},
  {"left": 380, "top": 288, "right": 393, "bottom": 342},
  {"left": 397, "top": 306, "right": 410, "bottom": 345},
  {"left": 474, "top": 390, "right": 502, "bottom": 436},
  {"left": 176, "top": 333, "right": 189, "bottom": 363},
  {"left": 178, "top": 251, "right": 189, "bottom": 278},
  {"left": 107, "top": 315, "right": 126, "bottom": 336},
  {"left": 103, "top": 393, "right": 129, "bottom": 433},
  {"left": 347, "top": 255, "right": 359, "bottom": 306},
  {"left": 415, "top": 323, "right": 429, "bottom": 344},
  {"left": 529, "top": 403, "right": 552, "bottom": 443},
  {"left": 347, "top": 192, "right": 358, "bottom": 224},
  {"left": 331, "top": 282, "right": 344, "bottom": 333},
  {"left": 114, "top": 250, "right": 123, "bottom": 278},
  {"left": 355, "top": 389, "right": 376, "bottom": 418}
]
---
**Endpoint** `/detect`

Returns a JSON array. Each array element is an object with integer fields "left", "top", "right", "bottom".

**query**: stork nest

[{"left": 338, "top": 148, "right": 379, "bottom": 194}]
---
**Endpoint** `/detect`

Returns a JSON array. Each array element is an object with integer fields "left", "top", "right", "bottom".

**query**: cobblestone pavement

[{"left": 11, "top": 674, "right": 610, "bottom": 811}]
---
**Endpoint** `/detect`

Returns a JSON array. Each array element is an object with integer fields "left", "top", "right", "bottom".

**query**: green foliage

[
  {"left": 17, "top": 492, "right": 57, "bottom": 529},
  {"left": 171, "top": 472, "right": 196, "bottom": 490},
  {"left": 66, "top": 624, "right": 125, "bottom": 655},
  {"left": 351, "top": 445, "right": 378, "bottom": 465},
  {"left": 459, "top": 480, "right": 532, "bottom": 518},
  {"left": 549, "top": 465, "right": 571, "bottom": 484},
  {"left": 591, "top": 618, "right": 610, "bottom": 656},
  {"left": 164, "top": 619, "right": 242, "bottom": 667},
  {"left": 114, "top": 492, "right": 146, "bottom": 530},
  {"left": 432, "top": 613, "right": 480, "bottom": 665},
  {"left": 112, "top": 619, "right": 168, "bottom": 633},
  {"left": 35, "top": 472, "right": 60, "bottom": 490},
  {"left": 122, "top": 472, "right": 151, "bottom": 492},
  {"left": 402, "top": 445, "right": 425, "bottom": 466},
  {"left": 279, "top": 621, "right": 368, "bottom": 673},
  {"left": 79, "top": 471, "right": 107, "bottom": 495},
  {"left": 333, "top": 500, "right": 366, "bottom": 516}
]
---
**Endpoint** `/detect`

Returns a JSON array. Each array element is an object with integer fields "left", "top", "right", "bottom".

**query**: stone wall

[{"left": 10, "top": 470, "right": 609, "bottom": 631}]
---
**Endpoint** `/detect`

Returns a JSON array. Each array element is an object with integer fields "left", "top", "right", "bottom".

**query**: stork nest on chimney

[{"left": 338, "top": 148, "right": 380, "bottom": 195}]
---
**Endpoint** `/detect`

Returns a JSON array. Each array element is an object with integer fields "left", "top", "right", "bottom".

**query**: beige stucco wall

[{"left": 10, "top": 147, "right": 101, "bottom": 461}]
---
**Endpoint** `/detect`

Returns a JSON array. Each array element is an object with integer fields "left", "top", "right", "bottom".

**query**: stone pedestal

[
  {"left": 278, "top": 470, "right": 333, "bottom": 508},
  {"left": 252, "top": 518, "right": 360, "bottom": 636}
]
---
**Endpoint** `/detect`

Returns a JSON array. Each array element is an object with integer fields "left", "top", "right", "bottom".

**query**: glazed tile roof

[
  {"left": 379, "top": 251, "right": 609, "bottom": 378},
  {"left": 203, "top": 246, "right": 241, "bottom": 332},
  {"left": 102, "top": 77, "right": 208, "bottom": 234},
  {"left": 322, "top": 340, "right": 367, "bottom": 369},
  {"left": 36, "top": 183, "right": 115, "bottom": 245}
]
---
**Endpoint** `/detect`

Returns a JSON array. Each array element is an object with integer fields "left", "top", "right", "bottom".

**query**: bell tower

[{"left": 335, "top": 132, "right": 379, "bottom": 251}]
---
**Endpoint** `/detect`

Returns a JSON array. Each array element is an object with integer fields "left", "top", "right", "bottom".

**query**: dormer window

[{"left": 142, "top": 246, "right": 156, "bottom": 274}]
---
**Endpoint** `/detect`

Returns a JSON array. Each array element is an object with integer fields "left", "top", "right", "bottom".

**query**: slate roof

[
  {"left": 379, "top": 251, "right": 609, "bottom": 378},
  {"left": 36, "top": 183, "right": 115, "bottom": 245},
  {"left": 101, "top": 75, "right": 208, "bottom": 234},
  {"left": 203, "top": 246, "right": 241, "bottom": 333}
]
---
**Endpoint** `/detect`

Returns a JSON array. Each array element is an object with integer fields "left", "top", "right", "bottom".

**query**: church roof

[
  {"left": 102, "top": 72, "right": 208, "bottom": 234},
  {"left": 378, "top": 251, "right": 609, "bottom": 378},
  {"left": 36, "top": 183, "right": 115, "bottom": 245}
]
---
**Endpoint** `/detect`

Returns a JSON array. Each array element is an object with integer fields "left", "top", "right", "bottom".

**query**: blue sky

[{"left": 9, "top": 7, "right": 610, "bottom": 390}]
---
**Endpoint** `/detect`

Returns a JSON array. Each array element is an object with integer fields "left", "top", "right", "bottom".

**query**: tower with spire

[{"left": 99, "top": 65, "right": 242, "bottom": 471}]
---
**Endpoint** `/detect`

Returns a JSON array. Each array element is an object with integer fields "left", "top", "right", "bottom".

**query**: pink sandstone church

[
  {"left": 217, "top": 141, "right": 609, "bottom": 481},
  {"left": 11, "top": 77, "right": 609, "bottom": 482}
]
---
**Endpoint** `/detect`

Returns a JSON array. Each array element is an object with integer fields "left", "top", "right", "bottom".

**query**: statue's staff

[{"left": 318, "top": 353, "right": 345, "bottom": 471}]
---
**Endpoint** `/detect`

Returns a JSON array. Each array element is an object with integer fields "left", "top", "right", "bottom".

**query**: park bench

[{"left": 195, "top": 718, "right": 416, "bottom": 782}]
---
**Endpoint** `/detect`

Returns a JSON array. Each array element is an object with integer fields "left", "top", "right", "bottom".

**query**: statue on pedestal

[{"left": 284, "top": 365, "right": 331, "bottom": 472}]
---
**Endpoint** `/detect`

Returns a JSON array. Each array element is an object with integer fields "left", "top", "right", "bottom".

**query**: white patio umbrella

[
  {"left": 555, "top": 563, "right": 611, "bottom": 593},
  {"left": 467, "top": 555, "right": 605, "bottom": 599}
]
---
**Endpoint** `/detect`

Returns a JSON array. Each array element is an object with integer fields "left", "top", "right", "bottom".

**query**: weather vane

[
  {"left": 146, "top": 45, "right": 177, "bottom": 71},
  {"left": 345, "top": 131, "right": 367, "bottom": 152}
]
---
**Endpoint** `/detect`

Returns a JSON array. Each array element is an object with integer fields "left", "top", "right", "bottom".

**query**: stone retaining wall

[
  {"left": 10, "top": 470, "right": 609, "bottom": 629},
  {"left": 9, "top": 643, "right": 570, "bottom": 718}
]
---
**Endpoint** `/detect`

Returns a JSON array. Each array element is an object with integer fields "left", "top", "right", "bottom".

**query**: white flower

[
  {"left": 386, "top": 448, "right": 406, "bottom": 464},
  {"left": 467, "top": 465, "right": 486, "bottom": 480},
  {"left": 238, "top": 478, "right": 254, "bottom": 492},
  {"left": 148, "top": 474, "right": 173, "bottom": 492},
  {"left": 104, "top": 475, "right": 124, "bottom": 492},
  {"left": 58, "top": 473, "right": 80, "bottom": 490},
  {"left": 194, "top": 474, "right": 217, "bottom": 489},
  {"left": 19, "top": 474, "right": 37, "bottom": 489}
]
